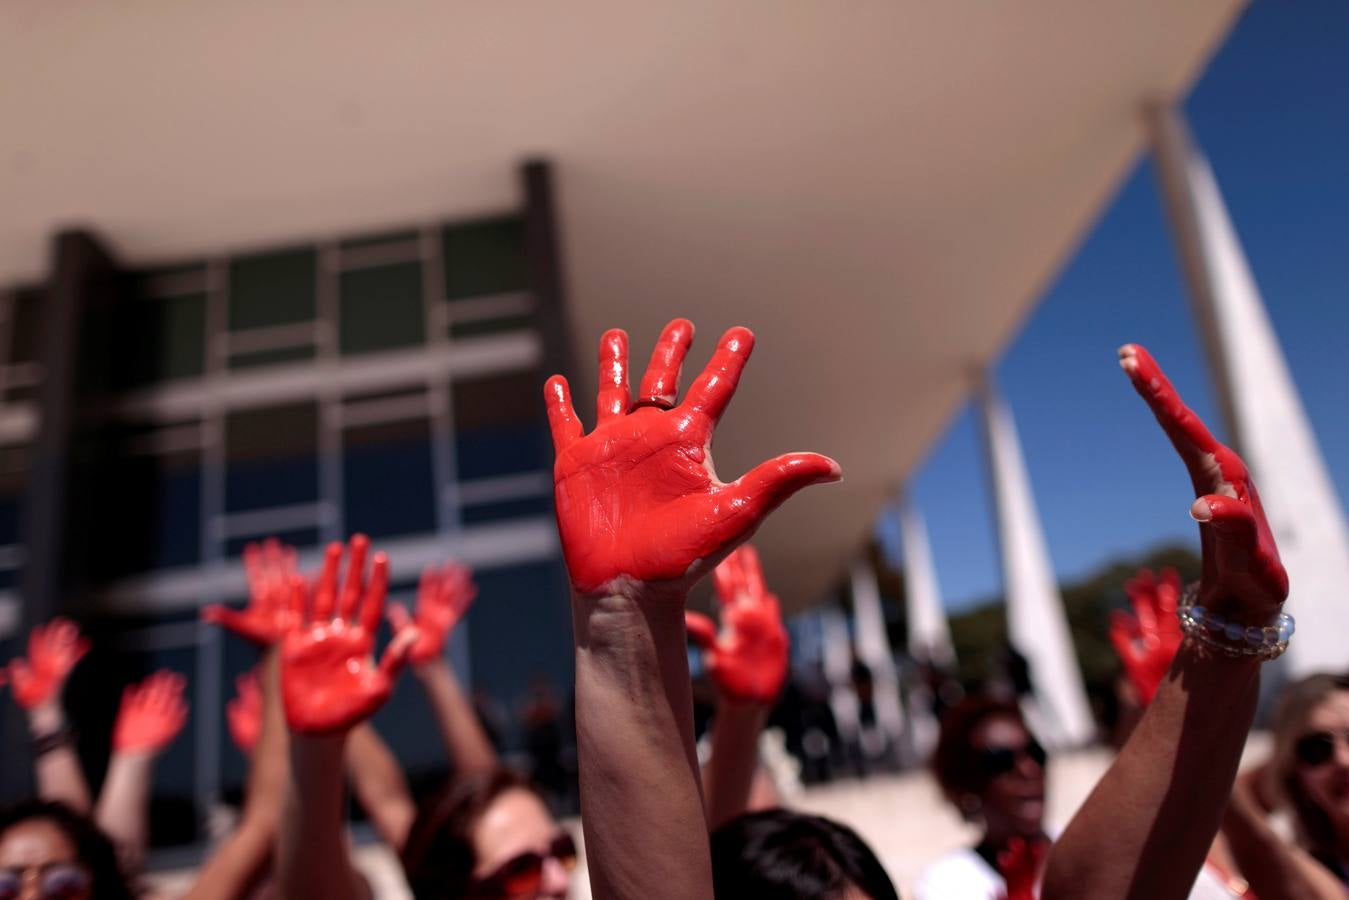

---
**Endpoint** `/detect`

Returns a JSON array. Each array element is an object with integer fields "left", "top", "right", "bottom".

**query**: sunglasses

[
  {"left": 1295, "top": 729, "right": 1349, "bottom": 768},
  {"left": 0, "top": 863, "right": 91, "bottom": 900},
  {"left": 976, "top": 739, "right": 1048, "bottom": 778},
  {"left": 472, "top": 832, "right": 578, "bottom": 897}
]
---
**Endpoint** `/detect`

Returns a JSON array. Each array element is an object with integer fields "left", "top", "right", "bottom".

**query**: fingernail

[{"left": 1190, "top": 498, "right": 1212, "bottom": 522}]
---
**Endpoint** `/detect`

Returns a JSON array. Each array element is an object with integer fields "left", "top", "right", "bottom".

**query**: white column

[
  {"left": 850, "top": 558, "right": 906, "bottom": 750},
  {"left": 895, "top": 492, "right": 956, "bottom": 667},
  {"left": 819, "top": 607, "right": 860, "bottom": 742},
  {"left": 977, "top": 373, "right": 1095, "bottom": 748},
  {"left": 1148, "top": 104, "right": 1349, "bottom": 678}
]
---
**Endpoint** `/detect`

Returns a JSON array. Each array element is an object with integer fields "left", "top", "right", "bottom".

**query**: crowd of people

[{"left": 0, "top": 318, "right": 1344, "bottom": 899}]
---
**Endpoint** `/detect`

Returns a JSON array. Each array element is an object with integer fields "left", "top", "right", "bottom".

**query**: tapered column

[
  {"left": 850, "top": 558, "right": 905, "bottom": 750},
  {"left": 977, "top": 374, "right": 1094, "bottom": 747},
  {"left": 895, "top": 492, "right": 955, "bottom": 667},
  {"left": 1148, "top": 104, "right": 1349, "bottom": 677}
]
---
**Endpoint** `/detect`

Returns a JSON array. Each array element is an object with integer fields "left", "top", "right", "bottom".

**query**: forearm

[
  {"left": 1221, "top": 776, "right": 1348, "bottom": 900},
  {"left": 182, "top": 818, "right": 273, "bottom": 900},
  {"left": 346, "top": 723, "right": 415, "bottom": 853},
  {"left": 573, "top": 592, "right": 712, "bottom": 900},
  {"left": 28, "top": 702, "right": 91, "bottom": 812},
  {"left": 95, "top": 752, "right": 155, "bottom": 873},
  {"left": 1044, "top": 646, "right": 1259, "bottom": 900},
  {"left": 704, "top": 702, "right": 769, "bottom": 830},
  {"left": 279, "top": 734, "right": 364, "bottom": 900},
  {"left": 242, "top": 650, "right": 287, "bottom": 829},
  {"left": 414, "top": 657, "right": 497, "bottom": 774}
]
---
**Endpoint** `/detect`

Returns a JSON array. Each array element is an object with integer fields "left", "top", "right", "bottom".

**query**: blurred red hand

[
  {"left": 1119, "top": 345, "right": 1288, "bottom": 623},
  {"left": 202, "top": 538, "right": 301, "bottom": 646},
  {"left": 227, "top": 669, "right": 262, "bottom": 754},
  {"left": 997, "top": 837, "right": 1047, "bottom": 900},
  {"left": 546, "top": 319, "right": 841, "bottom": 595},
  {"left": 1109, "top": 568, "right": 1184, "bottom": 705},
  {"left": 114, "top": 670, "right": 188, "bottom": 754},
  {"left": 388, "top": 562, "right": 477, "bottom": 666},
  {"left": 281, "top": 535, "right": 414, "bottom": 734},
  {"left": 685, "top": 545, "right": 788, "bottom": 705},
  {"left": 6, "top": 618, "right": 90, "bottom": 710}
]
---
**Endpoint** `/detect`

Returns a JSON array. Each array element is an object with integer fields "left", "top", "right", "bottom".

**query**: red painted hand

[
  {"left": 227, "top": 669, "right": 262, "bottom": 754},
  {"left": 281, "top": 535, "right": 415, "bottom": 734},
  {"left": 996, "top": 836, "right": 1047, "bottom": 900},
  {"left": 546, "top": 319, "right": 842, "bottom": 595},
  {"left": 387, "top": 562, "right": 477, "bottom": 667},
  {"left": 113, "top": 670, "right": 188, "bottom": 754},
  {"left": 202, "top": 538, "right": 302, "bottom": 646},
  {"left": 1119, "top": 345, "right": 1288, "bottom": 623},
  {"left": 1109, "top": 567, "right": 1184, "bottom": 706},
  {"left": 685, "top": 545, "right": 789, "bottom": 705},
  {"left": 6, "top": 618, "right": 90, "bottom": 710}
]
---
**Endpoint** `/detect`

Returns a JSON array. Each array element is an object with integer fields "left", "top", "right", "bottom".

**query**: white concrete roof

[{"left": 0, "top": 1, "right": 1243, "bottom": 609}]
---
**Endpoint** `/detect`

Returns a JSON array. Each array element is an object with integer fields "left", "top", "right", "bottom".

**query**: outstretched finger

[
  {"left": 685, "top": 611, "right": 719, "bottom": 652},
  {"left": 1108, "top": 612, "right": 1141, "bottom": 667},
  {"left": 379, "top": 626, "right": 418, "bottom": 681},
  {"left": 637, "top": 318, "right": 695, "bottom": 409},
  {"left": 544, "top": 376, "right": 583, "bottom": 453},
  {"left": 202, "top": 604, "right": 245, "bottom": 631},
  {"left": 739, "top": 545, "right": 767, "bottom": 601},
  {"left": 595, "top": 329, "right": 630, "bottom": 425},
  {"left": 712, "top": 552, "right": 744, "bottom": 606},
  {"left": 681, "top": 327, "right": 755, "bottom": 425},
  {"left": 387, "top": 602, "right": 414, "bottom": 635},
  {"left": 313, "top": 542, "right": 343, "bottom": 621},
  {"left": 718, "top": 452, "right": 843, "bottom": 540},
  {"left": 1118, "top": 344, "right": 1226, "bottom": 490},
  {"left": 359, "top": 552, "right": 391, "bottom": 635},
  {"left": 339, "top": 534, "right": 370, "bottom": 621}
]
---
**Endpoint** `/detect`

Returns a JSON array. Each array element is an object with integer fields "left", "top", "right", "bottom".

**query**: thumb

[
  {"left": 1191, "top": 495, "right": 1257, "bottom": 546},
  {"left": 387, "top": 602, "right": 414, "bottom": 634},
  {"left": 685, "top": 612, "right": 719, "bottom": 651},
  {"left": 201, "top": 605, "right": 244, "bottom": 630},
  {"left": 720, "top": 453, "right": 842, "bottom": 537},
  {"left": 379, "top": 627, "right": 419, "bottom": 681}
]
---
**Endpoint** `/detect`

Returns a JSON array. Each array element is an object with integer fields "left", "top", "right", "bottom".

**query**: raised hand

[
  {"left": 387, "top": 562, "right": 476, "bottom": 667},
  {"left": 203, "top": 538, "right": 301, "bottom": 646},
  {"left": 997, "top": 837, "right": 1047, "bottom": 900},
  {"left": 7, "top": 618, "right": 90, "bottom": 710},
  {"left": 1118, "top": 345, "right": 1288, "bottom": 623},
  {"left": 281, "top": 535, "right": 414, "bottom": 734},
  {"left": 113, "top": 670, "right": 188, "bottom": 754},
  {"left": 227, "top": 669, "right": 262, "bottom": 754},
  {"left": 1109, "top": 568, "right": 1184, "bottom": 705},
  {"left": 546, "top": 319, "right": 842, "bottom": 595},
  {"left": 685, "top": 545, "right": 788, "bottom": 705}
]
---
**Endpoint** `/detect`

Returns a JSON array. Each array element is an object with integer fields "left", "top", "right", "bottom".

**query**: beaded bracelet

[{"left": 1176, "top": 582, "right": 1294, "bottom": 661}]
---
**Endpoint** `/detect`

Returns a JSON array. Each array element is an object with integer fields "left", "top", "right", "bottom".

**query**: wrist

[
  {"left": 412, "top": 655, "right": 451, "bottom": 680},
  {"left": 28, "top": 702, "right": 65, "bottom": 736}
]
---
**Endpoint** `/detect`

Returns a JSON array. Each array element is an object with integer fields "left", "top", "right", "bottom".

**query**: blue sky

[{"left": 884, "top": 1, "right": 1349, "bottom": 614}]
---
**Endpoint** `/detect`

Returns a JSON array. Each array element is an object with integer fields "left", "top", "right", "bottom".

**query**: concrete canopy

[{"left": 0, "top": 1, "right": 1242, "bottom": 611}]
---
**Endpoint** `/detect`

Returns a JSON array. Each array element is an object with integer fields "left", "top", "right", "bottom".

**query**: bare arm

[
  {"left": 703, "top": 702, "right": 770, "bottom": 830},
  {"left": 27, "top": 700, "right": 92, "bottom": 812},
  {"left": 346, "top": 723, "right": 416, "bottom": 853},
  {"left": 281, "top": 733, "right": 369, "bottom": 900},
  {"left": 413, "top": 657, "right": 497, "bottom": 774},
  {"left": 1221, "top": 768, "right": 1349, "bottom": 900}
]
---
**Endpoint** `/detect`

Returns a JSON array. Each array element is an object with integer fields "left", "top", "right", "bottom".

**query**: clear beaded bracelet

[{"left": 1176, "top": 582, "right": 1294, "bottom": 661}]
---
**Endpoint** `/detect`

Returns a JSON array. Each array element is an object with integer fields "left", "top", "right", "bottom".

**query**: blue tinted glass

[
  {"left": 343, "top": 424, "right": 436, "bottom": 538},
  {"left": 460, "top": 494, "right": 552, "bottom": 525},
  {"left": 455, "top": 423, "right": 550, "bottom": 481}
]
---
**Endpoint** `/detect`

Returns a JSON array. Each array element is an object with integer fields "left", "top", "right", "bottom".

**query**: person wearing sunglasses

[
  {"left": 1220, "top": 672, "right": 1349, "bottom": 898},
  {"left": 401, "top": 768, "right": 575, "bottom": 899},
  {"left": 915, "top": 695, "right": 1050, "bottom": 899},
  {"left": 0, "top": 800, "right": 133, "bottom": 900}
]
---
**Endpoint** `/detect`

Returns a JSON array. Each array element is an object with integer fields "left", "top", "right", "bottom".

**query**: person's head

[
  {"left": 0, "top": 800, "right": 133, "bottom": 900},
  {"left": 402, "top": 768, "right": 574, "bottom": 900},
  {"left": 932, "top": 696, "right": 1046, "bottom": 844},
  {"left": 710, "top": 809, "right": 899, "bottom": 900},
  {"left": 1268, "top": 673, "right": 1349, "bottom": 856}
]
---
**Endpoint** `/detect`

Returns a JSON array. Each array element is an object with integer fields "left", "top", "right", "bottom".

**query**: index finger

[
  {"left": 681, "top": 327, "right": 754, "bottom": 425},
  {"left": 1118, "top": 344, "right": 1226, "bottom": 488},
  {"left": 312, "top": 542, "right": 343, "bottom": 620},
  {"left": 338, "top": 534, "right": 370, "bottom": 621},
  {"left": 359, "top": 552, "right": 391, "bottom": 635}
]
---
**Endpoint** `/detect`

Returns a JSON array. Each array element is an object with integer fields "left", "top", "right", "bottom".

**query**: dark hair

[
  {"left": 0, "top": 799, "right": 135, "bottom": 900},
  {"left": 710, "top": 809, "right": 899, "bottom": 900},
  {"left": 1269, "top": 673, "right": 1349, "bottom": 862},
  {"left": 930, "top": 695, "right": 1029, "bottom": 815},
  {"left": 401, "top": 768, "right": 545, "bottom": 900}
]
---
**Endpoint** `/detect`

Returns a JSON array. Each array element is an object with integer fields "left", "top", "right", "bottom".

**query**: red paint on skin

[
  {"left": 5, "top": 618, "right": 89, "bottom": 710},
  {"left": 388, "top": 562, "right": 477, "bottom": 667},
  {"left": 686, "top": 545, "right": 788, "bottom": 705},
  {"left": 1109, "top": 567, "right": 1184, "bottom": 706},
  {"left": 201, "top": 537, "right": 302, "bottom": 646},
  {"left": 545, "top": 320, "right": 842, "bottom": 594},
  {"left": 114, "top": 669, "right": 188, "bottom": 753},
  {"left": 996, "top": 836, "right": 1048, "bottom": 900},
  {"left": 227, "top": 668, "right": 262, "bottom": 753},
  {"left": 281, "top": 536, "right": 412, "bottom": 734},
  {"left": 1119, "top": 344, "right": 1288, "bottom": 622}
]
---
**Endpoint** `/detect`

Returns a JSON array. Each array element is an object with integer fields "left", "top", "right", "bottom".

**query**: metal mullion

[
  {"left": 421, "top": 226, "right": 461, "bottom": 537},
  {"left": 317, "top": 243, "right": 344, "bottom": 543}
]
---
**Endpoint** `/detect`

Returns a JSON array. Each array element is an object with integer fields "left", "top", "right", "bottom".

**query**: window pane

[
  {"left": 343, "top": 419, "right": 436, "bottom": 538},
  {"left": 453, "top": 371, "right": 549, "bottom": 480},
  {"left": 441, "top": 217, "right": 528, "bottom": 300},
  {"left": 228, "top": 247, "right": 317, "bottom": 331},
  {"left": 225, "top": 403, "right": 319, "bottom": 511},
  {"left": 114, "top": 291, "right": 207, "bottom": 388},
  {"left": 227, "top": 344, "right": 317, "bottom": 371},
  {"left": 339, "top": 262, "right": 425, "bottom": 355}
]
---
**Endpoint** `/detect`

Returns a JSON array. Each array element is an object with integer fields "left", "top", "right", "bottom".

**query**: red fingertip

[{"left": 685, "top": 611, "right": 719, "bottom": 650}]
